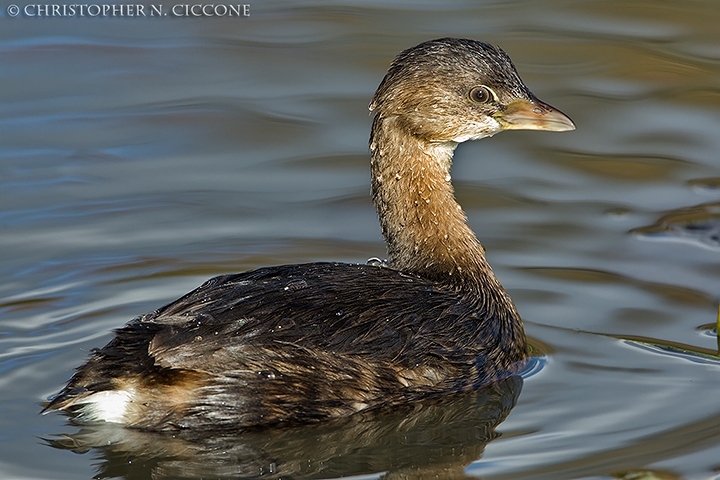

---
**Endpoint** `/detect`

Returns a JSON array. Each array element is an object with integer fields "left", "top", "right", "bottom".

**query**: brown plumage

[{"left": 43, "top": 38, "right": 574, "bottom": 431}]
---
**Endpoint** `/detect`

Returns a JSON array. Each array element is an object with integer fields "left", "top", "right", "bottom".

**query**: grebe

[{"left": 44, "top": 38, "right": 574, "bottom": 431}]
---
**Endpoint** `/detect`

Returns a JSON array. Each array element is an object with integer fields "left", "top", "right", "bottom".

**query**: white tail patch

[{"left": 75, "top": 389, "right": 135, "bottom": 424}]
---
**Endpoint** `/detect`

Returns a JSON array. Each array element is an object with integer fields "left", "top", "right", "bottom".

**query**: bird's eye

[{"left": 469, "top": 85, "right": 495, "bottom": 104}]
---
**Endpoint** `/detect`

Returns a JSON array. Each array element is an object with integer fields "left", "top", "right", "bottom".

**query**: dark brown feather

[{"left": 46, "top": 262, "right": 527, "bottom": 430}]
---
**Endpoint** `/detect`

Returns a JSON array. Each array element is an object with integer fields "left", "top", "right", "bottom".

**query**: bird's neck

[{"left": 369, "top": 115, "right": 514, "bottom": 304}]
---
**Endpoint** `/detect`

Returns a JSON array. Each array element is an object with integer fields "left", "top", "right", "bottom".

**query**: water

[{"left": 2, "top": 0, "right": 720, "bottom": 478}]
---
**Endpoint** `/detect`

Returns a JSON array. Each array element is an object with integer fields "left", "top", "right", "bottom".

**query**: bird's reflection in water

[{"left": 45, "top": 375, "right": 524, "bottom": 480}]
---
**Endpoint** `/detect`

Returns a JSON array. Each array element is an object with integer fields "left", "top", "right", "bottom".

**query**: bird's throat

[{"left": 369, "top": 115, "right": 498, "bottom": 291}]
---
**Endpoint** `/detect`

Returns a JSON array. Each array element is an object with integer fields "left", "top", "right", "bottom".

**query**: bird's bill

[{"left": 495, "top": 97, "right": 575, "bottom": 132}]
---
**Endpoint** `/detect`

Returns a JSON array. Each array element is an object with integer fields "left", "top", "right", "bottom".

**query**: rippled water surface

[{"left": 2, "top": 1, "right": 720, "bottom": 479}]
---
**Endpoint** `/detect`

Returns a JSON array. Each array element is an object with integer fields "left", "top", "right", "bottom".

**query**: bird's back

[{"left": 45, "top": 262, "right": 526, "bottom": 431}]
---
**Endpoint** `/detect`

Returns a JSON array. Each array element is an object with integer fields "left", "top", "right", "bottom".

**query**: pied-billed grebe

[{"left": 44, "top": 38, "right": 574, "bottom": 431}]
